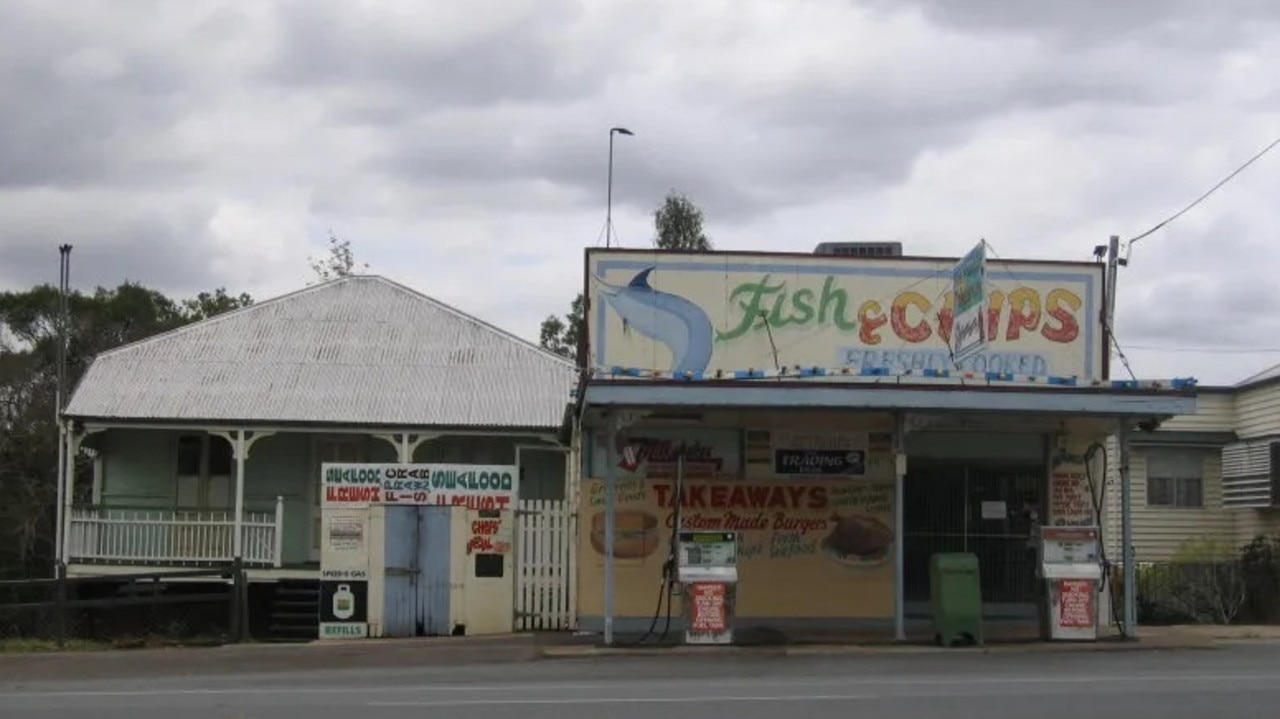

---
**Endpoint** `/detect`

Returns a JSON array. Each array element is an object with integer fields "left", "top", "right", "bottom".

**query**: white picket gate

[{"left": 515, "top": 499, "right": 577, "bottom": 631}]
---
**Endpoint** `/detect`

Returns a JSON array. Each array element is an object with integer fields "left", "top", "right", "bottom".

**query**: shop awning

[{"left": 579, "top": 379, "right": 1196, "bottom": 419}]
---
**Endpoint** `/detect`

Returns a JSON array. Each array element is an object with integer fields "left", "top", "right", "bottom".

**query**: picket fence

[{"left": 515, "top": 499, "right": 577, "bottom": 631}]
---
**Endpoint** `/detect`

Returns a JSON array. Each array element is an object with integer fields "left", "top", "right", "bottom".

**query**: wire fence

[
  {"left": 1129, "top": 556, "right": 1280, "bottom": 626},
  {"left": 0, "top": 563, "right": 249, "bottom": 648}
]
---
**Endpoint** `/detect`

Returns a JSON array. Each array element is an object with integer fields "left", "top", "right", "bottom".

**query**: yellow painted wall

[{"left": 577, "top": 425, "right": 897, "bottom": 620}]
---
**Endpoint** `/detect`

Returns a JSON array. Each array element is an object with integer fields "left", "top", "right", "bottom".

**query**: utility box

[{"left": 930, "top": 552, "right": 984, "bottom": 647}]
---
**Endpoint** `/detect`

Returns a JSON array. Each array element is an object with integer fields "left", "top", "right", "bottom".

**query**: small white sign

[{"left": 981, "top": 501, "right": 1007, "bottom": 520}]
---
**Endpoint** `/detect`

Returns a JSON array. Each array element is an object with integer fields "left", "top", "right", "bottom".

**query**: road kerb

[{"left": 540, "top": 636, "right": 1223, "bottom": 659}]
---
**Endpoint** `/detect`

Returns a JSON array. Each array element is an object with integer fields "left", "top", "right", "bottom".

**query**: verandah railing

[{"left": 66, "top": 497, "right": 284, "bottom": 567}]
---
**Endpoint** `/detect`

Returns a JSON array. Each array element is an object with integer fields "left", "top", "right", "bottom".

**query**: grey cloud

[
  {"left": 0, "top": 190, "right": 225, "bottom": 296},
  {"left": 363, "top": 0, "right": 1240, "bottom": 232},
  {"left": 262, "top": 0, "right": 602, "bottom": 115},
  {"left": 1114, "top": 213, "right": 1280, "bottom": 347},
  {"left": 881, "top": 0, "right": 1280, "bottom": 47},
  {"left": 0, "top": 3, "right": 209, "bottom": 189}
]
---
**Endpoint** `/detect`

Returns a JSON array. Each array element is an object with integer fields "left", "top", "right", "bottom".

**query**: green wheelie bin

[{"left": 930, "top": 552, "right": 984, "bottom": 647}]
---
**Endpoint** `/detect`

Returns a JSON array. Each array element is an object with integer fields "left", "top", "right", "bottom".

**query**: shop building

[{"left": 572, "top": 247, "right": 1197, "bottom": 641}]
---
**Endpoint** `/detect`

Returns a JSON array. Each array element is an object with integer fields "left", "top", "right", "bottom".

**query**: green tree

[
  {"left": 0, "top": 281, "right": 252, "bottom": 578},
  {"left": 653, "top": 190, "right": 712, "bottom": 250},
  {"left": 538, "top": 294, "right": 584, "bottom": 360},
  {"left": 309, "top": 232, "right": 368, "bottom": 282},
  {"left": 538, "top": 192, "right": 713, "bottom": 364}
]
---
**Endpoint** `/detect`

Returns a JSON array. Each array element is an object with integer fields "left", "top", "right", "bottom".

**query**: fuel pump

[
  {"left": 1038, "top": 526, "right": 1102, "bottom": 641},
  {"left": 1034, "top": 442, "right": 1116, "bottom": 641},
  {"left": 676, "top": 530, "right": 739, "bottom": 644}
]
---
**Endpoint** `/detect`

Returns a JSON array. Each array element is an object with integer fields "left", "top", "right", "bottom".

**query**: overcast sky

[{"left": 2, "top": 0, "right": 1278, "bottom": 386}]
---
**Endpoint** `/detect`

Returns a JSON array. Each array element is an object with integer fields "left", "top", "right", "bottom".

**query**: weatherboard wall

[
  {"left": 1158, "top": 390, "right": 1236, "bottom": 433},
  {"left": 1235, "top": 384, "right": 1280, "bottom": 439}
]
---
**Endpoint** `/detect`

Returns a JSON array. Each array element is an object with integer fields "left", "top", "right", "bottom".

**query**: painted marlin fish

[{"left": 598, "top": 267, "right": 714, "bottom": 375}]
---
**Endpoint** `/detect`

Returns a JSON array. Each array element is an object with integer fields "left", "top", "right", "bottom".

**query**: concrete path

[{"left": 2, "top": 640, "right": 1278, "bottom": 718}]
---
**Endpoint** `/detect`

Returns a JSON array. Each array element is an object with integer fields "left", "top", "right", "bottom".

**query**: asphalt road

[{"left": 1, "top": 643, "right": 1278, "bottom": 718}]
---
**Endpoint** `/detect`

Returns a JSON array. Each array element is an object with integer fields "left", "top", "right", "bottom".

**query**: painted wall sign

[
  {"left": 589, "top": 427, "right": 741, "bottom": 480},
  {"left": 1047, "top": 440, "right": 1100, "bottom": 527},
  {"left": 774, "top": 449, "right": 866, "bottom": 476},
  {"left": 321, "top": 465, "right": 383, "bottom": 509},
  {"left": 579, "top": 475, "right": 897, "bottom": 619},
  {"left": 587, "top": 250, "right": 1103, "bottom": 380},
  {"left": 319, "top": 579, "right": 369, "bottom": 638},
  {"left": 767, "top": 430, "right": 869, "bottom": 478},
  {"left": 321, "top": 463, "right": 518, "bottom": 510},
  {"left": 466, "top": 509, "right": 514, "bottom": 555}
]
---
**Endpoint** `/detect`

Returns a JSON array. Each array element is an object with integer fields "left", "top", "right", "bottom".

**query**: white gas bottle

[{"left": 333, "top": 584, "right": 355, "bottom": 620}]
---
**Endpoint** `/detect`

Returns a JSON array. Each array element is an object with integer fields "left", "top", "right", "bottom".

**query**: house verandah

[
  {"left": 57, "top": 275, "right": 580, "bottom": 636},
  {"left": 63, "top": 425, "right": 570, "bottom": 578}
]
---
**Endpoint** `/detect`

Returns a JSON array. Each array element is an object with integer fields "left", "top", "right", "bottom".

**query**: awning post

[{"left": 603, "top": 412, "right": 619, "bottom": 646}]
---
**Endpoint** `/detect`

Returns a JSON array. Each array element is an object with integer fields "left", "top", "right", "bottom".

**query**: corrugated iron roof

[{"left": 64, "top": 276, "right": 577, "bottom": 429}]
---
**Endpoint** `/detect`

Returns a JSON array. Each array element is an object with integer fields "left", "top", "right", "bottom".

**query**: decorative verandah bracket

[
  {"left": 208, "top": 430, "right": 278, "bottom": 562},
  {"left": 209, "top": 430, "right": 277, "bottom": 461},
  {"left": 372, "top": 432, "right": 442, "bottom": 463}
]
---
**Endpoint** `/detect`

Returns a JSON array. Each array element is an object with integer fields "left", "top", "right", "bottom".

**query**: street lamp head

[{"left": 611, "top": 127, "right": 634, "bottom": 136}]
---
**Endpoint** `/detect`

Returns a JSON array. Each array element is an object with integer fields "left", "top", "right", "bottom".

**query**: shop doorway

[
  {"left": 383, "top": 505, "right": 453, "bottom": 636},
  {"left": 903, "top": 460, "right": 1044, "bottom": 614}
]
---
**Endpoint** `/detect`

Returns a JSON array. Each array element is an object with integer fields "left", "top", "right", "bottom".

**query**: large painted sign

[
  {"left": 579, "top": 475, "right": 896, "bottom": 619},
  {"left": 322, "top": 463, "right": 518, "bottom": 510},
  {"left": 586, "top": 250, "right": 1104, "bottom": 380}
]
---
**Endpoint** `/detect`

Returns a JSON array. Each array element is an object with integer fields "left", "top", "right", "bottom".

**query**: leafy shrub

[{"left": 1240, "top": 535, "right": 1280, "bottom": 623}]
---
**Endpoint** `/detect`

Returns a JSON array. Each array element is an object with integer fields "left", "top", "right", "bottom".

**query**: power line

[
  {"left": 1126, "top": 131, "right": 1280, "bottom": 252},
  {"left": 1123, "top": 343, "right": 1280, "bottom": 354}
]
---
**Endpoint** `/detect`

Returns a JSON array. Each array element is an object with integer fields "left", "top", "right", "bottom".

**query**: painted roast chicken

[{"left": 822, "top": 513, "right": 894, "bottom": 562}]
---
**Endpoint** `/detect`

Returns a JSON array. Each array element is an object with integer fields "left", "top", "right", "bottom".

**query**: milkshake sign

[{"left": 588, "top": 251, "right": 1102, "bottom": 380}]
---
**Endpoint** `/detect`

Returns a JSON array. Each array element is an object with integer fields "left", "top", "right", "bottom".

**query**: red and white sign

[
  {"left": 593, "top": 428, "right": 741, "bottom": 479},
  {"left": 688, "top": 582, "right": 727, "bottom": 634},
  {"left": 1058, "top": 579, "right": 1094, "bottom": 629}
]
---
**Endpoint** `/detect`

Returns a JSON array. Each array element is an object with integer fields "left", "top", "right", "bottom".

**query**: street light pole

[{"left": 606, "top": 127, "right": 634, "bottom": 248}]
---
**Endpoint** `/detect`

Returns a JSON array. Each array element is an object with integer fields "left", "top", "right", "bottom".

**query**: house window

[
  {"left": 175, "top": 434, "right": 235, "bottom": 510},
  {"left": 1145, "top": 449, "right": 1206, "bottom": 509}
]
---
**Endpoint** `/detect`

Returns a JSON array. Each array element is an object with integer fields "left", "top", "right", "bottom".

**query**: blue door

[
  {"left": 417, "top": 506, "right": 452, "bottom": 636},
  {"left": 383, "top": 506, "right": 453, "bottom": 637},
  {"left": 382, "top": 506, "right": 418, "bottom": 637}
]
